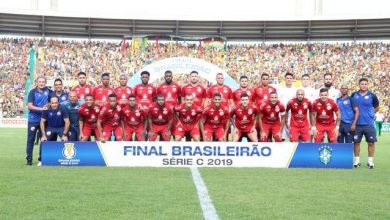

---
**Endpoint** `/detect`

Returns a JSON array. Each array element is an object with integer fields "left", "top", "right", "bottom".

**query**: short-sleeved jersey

[
  {"left": 98, "top": 105, "right": 122, "bottom": 128},
  {"left": 121, "top": 104, "right": 148, "bottom": 127},
  {"left": 203, "top": 105, "right": 230, "bottom": 128},
  {"left": 259, "top": 101, "right": 286, "bottom": 125},
  {"left": 157, "top": 82, "right": 181, "bottom": 106},
  {"left": 93, "top": 85, "right": 114, "bottom": 107},
  {"left": 351, "top": 91, "right": 379, "bottom": 126},
  {"left": 311, "top": 98, "right": 339, "bottom": 125},
  {"left": 181, "top": 83, "right": 206, "bottom": 107},
  {"left": 336, "top": 96, "right": 356, "bottom": 124},
  {"left": 42, "top": 106, "right": 69, "bottom": 128},
  {"left": 72, "top": 84, "right": 94, "bottom": 101},
  {"left": 286, "top": 98, "right": 311, "bottom": 128},
  {"left": 231, "top": 105, "right": 257, "bottom": 131},
  {"left": 114, "top": 86, "right": 133, "bottom": 107},
  {"left": 61, "top": 100, "right": 82, "bottom": 127},
  {"left": 174, "top": 103, "right": 203, "bottom": 126},
  {"left": 134, "top": 84, "right": 156, "bottom": 109},
  {"left": 149, "top": 103, "right": 173, "bottom": 126},
  {"left": 50, "top": 91, "right": 69, "bottom": 105},
  {"left": 78, "top": 104, "right": 101, "bottom": 126},
  {"left": 253, "top": 85, "right": 276, "bottom": 106},
  {"left": 27, "top": 87, "right": 52, "bottom": 123},
  {"left": 232, "top": 88, "right": 254, "bottom": 105},
  {"left": 207, "top": 85, "right": 233, "bottom": 107}
]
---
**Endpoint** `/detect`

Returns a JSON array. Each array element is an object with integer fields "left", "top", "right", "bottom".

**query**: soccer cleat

[
  {"left": 353, "top": 163, "right": 361, "bottom": 168},
  {"left": 26, "top": 160, "right": 32, "bottom": 166},
  {"left": 367, "top": 163, "right": 374, "bottom": 169},
  {"left": 37, "top": 162, "right": 42, "bottom": 167}
]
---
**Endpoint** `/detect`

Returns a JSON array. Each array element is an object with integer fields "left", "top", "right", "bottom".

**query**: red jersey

[
  {"left": 149, "top": 103, "right": 173, "bottom": 125},
  {"left": 72, "top": 84, "right": 94, "bottom": 100},
  {"left": 134, "top": 84, "right": 156, "bottom": 109},
  {"left": 78, "top": 104, "right": 101, "bottom": 127},
  {"left": 98, "top": 104, "right": 122, "bottom": 128},
  {"left": 157, "top": 82, "right": 181, "bottom": 106},
  {"left": 232, "top": 88, "right": 254, "bottom": 105},
  {"left": 121, "top": 104, "right": 147, "bottom": 127},
  {"left": 207, "top": 85, "right": 233, "bottom": 107},
  {"left": 174, "top": 103, "right": 203, "bottom": 127},
  {"left": 114, "top": 86, "right": 133, "bottom": 107},
  {"left": 203, "top": 105, "right": 230, "bottom": 129},
  {"left": 311, "top": 98, "right": 339, "bottom": 125},
  {"left": 181, "top": 83, "right": 206, "bottom": 107},
  {"left": 231, "top": 105, "right": 257, "bottom": 131},
  {"left": 286, "top": 98, "right": 312, "bottom": 128},
  {"left": 93, "top": 85, "right": 114, "bottom": 107},
  {"left": 259, "top": 101, "right": 286, "bottom": 125},
  {"left": 253, "top": 85, "right": 277, "bottom": 106}
]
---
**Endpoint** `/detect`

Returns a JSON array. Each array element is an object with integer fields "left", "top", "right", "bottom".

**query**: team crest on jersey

[
  {"left": 62, "top": 96, "right": 66, "bottom": 101},
  {"left": 173, "top": 87, "right": 177, "bottom": 91},
  {"left": 44, "top": 91, "right": 49, "bottom": 96},
  {"left": 57, "top": 111, "right": 61, "bottom": 116},
  {"left": 127, "top": 90, "right": 131, "bottom": 94},
  {"left": 364, "top": 96, "right": 369, "bottom": 99},
  {"left": 343, "top": 100, "right": 349, "bottom": 105},
  {"left": 197, "top": 87, "right": 202, "bottom": 92},
  {"left": 303, "top": 103, "right": 308, "bottom": 109},
  {"left": 163, "top": 109, "right": 168, "bottom": 115},
  {"left": 219, "top": 111, "right": 224, "bottom": 116},
  {"left": 319, "top": 145, "right": 332, "bottom": 165},
  {"left": 114, "top": 114, "right": 119, "bottom": 120},
  {"left": 248, "top": 109, "right": 253, "bottom": 115},
  {"left": 275, "top": 106, "right": 280, "bottom": 112},
  {"left": 327, "top": 105, "right": 332, "bottom": 110},
  {"left": 191, "top": 110, "right": 196, "bottom": 116},
  {"left": 86, "top": 88, "right": 90, "bottom": 93}
]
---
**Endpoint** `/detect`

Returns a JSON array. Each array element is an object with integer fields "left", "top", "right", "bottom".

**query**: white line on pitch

[{"left": 190, "top": 167, "right": 220, "bottom": 220}]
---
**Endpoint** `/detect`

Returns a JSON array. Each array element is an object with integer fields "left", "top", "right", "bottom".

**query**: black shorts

[{"left": 354, "top": 125, "right": 377, "bottom": 143}]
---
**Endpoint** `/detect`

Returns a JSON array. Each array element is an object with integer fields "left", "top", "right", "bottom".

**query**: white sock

[
  {"left": 354, "top": 157, "right": 360, "bottom": 164},
  {"left": 368, "top": 157, "right": 374, "bottom": 164}
]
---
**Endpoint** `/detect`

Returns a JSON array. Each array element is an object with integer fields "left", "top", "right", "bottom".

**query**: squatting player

[
  {"left": 230, "top": 94, "right": 258, "bottom": 142},
  {"left": 148, "top": 94, "right": 173, "bottom": 141},
  {"left": 258, "top": 92, "right": 286, "bottom": 142},
  {"left": 78, "top": 94, "right": 101, "bottom": 141},
  {"left": 97, "top": 94, "right": 123, "bottom": 141},
  {"left": 174, "top": 94, "right": 203, "bottom": 142},
  {"left": 120, "top": 95, "right": 148, "bottom": 141}
]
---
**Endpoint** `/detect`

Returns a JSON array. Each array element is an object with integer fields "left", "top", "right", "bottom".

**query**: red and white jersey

[
  {"left": 174, "top": 103, "right": 203, "bottom": 126},
  {"left": 181, "top": 83, "right": 206, "bottom": 107},
  {"left": 253, "top": 85, "right": 276, "bottom": 106},
  {"left": 72, "top": 84, "right": 94, "bottom": 101},
  {"left": 230, "top": 105, "right": 257, "bottom": 131},
  {"left": 203, "top": 105, "right": 230, "bottom": 129},
  {"left": 78, "top": 104, "right": 101, "bottom": 127},
  {"left": 286, "top": 98, "right": 311, "bottom": 128},
  {"left": 121, "top": 104, "right": 147, "bottom": 127},
  {"left": 157, "top": 82, "right": 181, "bottom": 106},
  {"left": 134, "top": 84, "right": 156, "bottom": 109},
  {"left": 93, "top": 85, "right": 114, "bottom": 107},
  {"left": 98, "top": 104, "right": 122, "bottom": 128},
  {"left": 114, "top": 86, "right": 133, "bottom": 107},
  {"left": 207, "top": 85, "right": 233, "bottom": 107},
  {"left": 232, "top": 88, "right": 254, "bottom": 105},
  {"left": 149, "top": 103, "right": 173, "bottom": 126},
  {"left": 259, "top": 100, "right": 286, "bottom": 125},
  {"left": 311, "top": 98, "right": 339, "bottom": 125}
]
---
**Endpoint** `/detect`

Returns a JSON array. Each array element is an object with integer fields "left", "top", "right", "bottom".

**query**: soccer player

[
  {"left": 200, "top": 93, "right": 230, "bottom": 142},
  {"left": 286, "top": 89, "right": 312, "bottom": 142},
  {"left": 206, "top": 73, "right": 233, "bottom": 108},
  {"left": 121, "top": 95, "right": 148, "bottom": 141},
  {"left": 50, "top": 78, "right": 68, "bottom": 104},
  {"left": 300, "top": 74, "right": 317, "bottom": 102},
  {"left": 25, "top": 76, "right": 52, "bottom": 165},
  {"left": 351, "top": 78, "right": 380, "bottom": 169},
  {"left": 148, "top": 94, "right": 173, "bottom": 141},
  {"left": 253, "top": 73, "right": 277, "bottom": 106},
  {"left": 321, "top": 73, "right": 341, "bottom": 102},
  {"left": 157, "top": 70, "right": 181, "bottom": 107},
  {"left": 93, "top": 72, "right": 114, "bottom": 107},
  {"left": 181, "top": 71, "right": 206, "bottom": 107},
  {"left": 230, "top": 94, "right": 258, "bottom": 142},
  {"left": 97, "top": 94, "right": 123, "bottom": 141},
  {"left": 375, "top": 111, "right": 385, "bottom": 136},
  {"left": 78, "top": 94, "right": 101, "bottom": 141},
  {"left": 336, "top": 84, "right": 359, "bottom": 143},
  {"left": 62, "top": 91, "right": 82, "bottom": 141},
  {"left": 174, "top": 94, "right": 203, "bottom": 142},
  {"left": 277, "top": 72, "right": 297, "bottom": 140},
  {"left": 258, "top": 92, "right": 286, "bottom": 142},
  {"left": 134, "top": 71, "right": 156, "bottom": 110},
  {"left": 114, "top": 74, "right": 133, "bottom": 108},
  {"left": 72, "top": 72, "right": 94, "bottom": 103},
  {"left": 311, "top": 88, "right": 341, "bottom": 143},
  {"left": 232, "top": 75, "right": 254, "bottom": 105}
]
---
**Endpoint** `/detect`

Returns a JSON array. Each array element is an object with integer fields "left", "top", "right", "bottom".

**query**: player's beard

[{"left": 324, "top": 82, "right": 332, "bottom": 88}]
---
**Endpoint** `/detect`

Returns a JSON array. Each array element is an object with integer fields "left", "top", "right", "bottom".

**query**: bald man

[{"left": 62, "top": 91, "right": 82, "bottom": 141}]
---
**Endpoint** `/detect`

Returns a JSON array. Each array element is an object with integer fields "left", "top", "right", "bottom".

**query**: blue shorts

[{"left": 354, "top": 125, "right": 377, "bottom": 143}]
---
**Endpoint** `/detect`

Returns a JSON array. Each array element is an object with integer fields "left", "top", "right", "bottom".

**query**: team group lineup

[{"left": 25, "top": 70, "right": 379, "bottom": 168}]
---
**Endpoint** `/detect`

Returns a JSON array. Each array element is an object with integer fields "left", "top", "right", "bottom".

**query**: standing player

[
  {"left": 148, "top": 94, "right": 173, "bottom": 141},
  {"left": 134, "top": 71, "right": 156, "bottom": 110},
  {"left": 286, "top": 89, "right": 312, "bottom": 142},
  {"left": 174, "top": 94, "right": 203, "bottom": 142},
  {"left": 157, "top": 70, "right": 181, "bottom": 107},
  {"left": 230, "top": 94, "right": 258, "bottom": 142},
  {"left": 97, "top": 94, "right": 123, "bottom": 141},
  {"left": 182, "top": 71, "right": 206, "bottom": 107},
  {"left": 40, "top": 96, "right": 70, "bottom": 142},
  {"left": 277, "top": 72, "right": 297, "bottom": 140},
  {"left": 258, "top": 92, "right": 286, "bottom": 142},
  {"left": 121, "top": 95, "right": 148, "bottom": 141},
  {"left": 300, "top": 74, "right": 317, "bottom": 102},
  {"left": 311, "top": 88, "right": 341, "bottom": 143},
  {"left": 72, "top": 72, "right": 94, "bottom": 103},
  {"left": 62, "top": 91, "right": 82, "bottom": 141},
  {"left": 351, "top": 78, "right": 379, "bottom": 169},
  {"left": 336, "top": 84, "right": 359, "bottom": 143},
  {"left": 78, "top": 94, "right": 101, "bottom": 141},
  {"left": 114, "top": 74, "right": 133, "bottom": 108},
  {"left": 206, "top": 73, "right": 233, "bottom": 108},
  {"left": 93, "top": 72, "right": 114, "bottom": 107},
  {"left": 51, "top": 78, "right": 68, "bottom": 104},
  {"left": 321, "top": 73, "right": 341, "bottom": 102},
  {"left": 200, "top": 93, "right": 230, "bottom": 142},
  {"left": 253, "top": 73, "right": 277, "bottom": 106},
  {"left": 232, "top": 75, "right": 254, "bottom": 105}
]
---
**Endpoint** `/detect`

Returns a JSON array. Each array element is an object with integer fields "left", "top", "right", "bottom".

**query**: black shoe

[
  {"left": 353, "top": 163, "right": 361, "bottom": 168},
  {"left": 367, "top": 163, "right": 374, "bottom": 169},
  {"left": 26, "top": 160, "right": 32, "bottom": 166}
]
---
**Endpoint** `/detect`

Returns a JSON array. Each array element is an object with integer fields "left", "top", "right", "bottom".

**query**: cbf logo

[
  {"left": 62, "top": 143, "right": 76, "bottom": 159},
  {"left": 319, "top": 145, "right": 332, "bottom": 165}
]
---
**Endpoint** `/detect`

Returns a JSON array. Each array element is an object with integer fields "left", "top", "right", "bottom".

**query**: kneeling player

[
  {"left": 230, "top": 94, "right": 258, "bottom": 142},
  {"left": 121, "top": 95, "right": 148, "bottom": 141},
  {"left": 78, "top": 94, "right": 101, "bottom": 141},
  {"left": 174, "top": 94, "right": 203, "bottom": 141},
  {"left": 97, "top": 94, "right": 123, "bottom": 141},
  {"left": 148, "top": 94, "right": 173, "bottom": 141},
  {"left": 258, "top": 92, "right": 286, "bottom": 142}
]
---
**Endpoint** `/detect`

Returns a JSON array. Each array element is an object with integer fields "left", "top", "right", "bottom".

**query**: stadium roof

[{"left": 1, "top": 12, "right": 390, "bottom": 41}]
